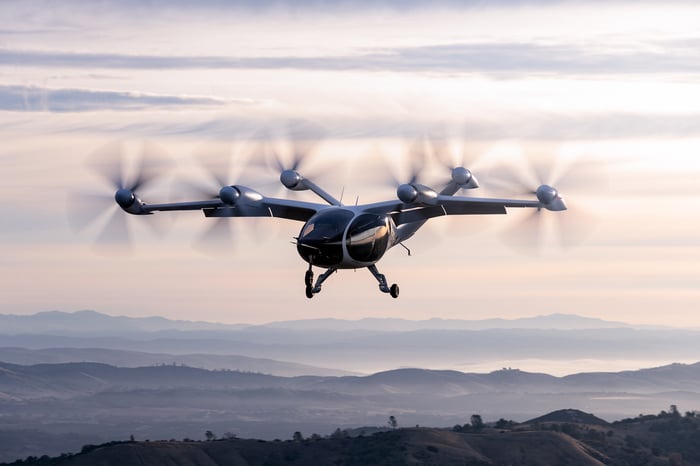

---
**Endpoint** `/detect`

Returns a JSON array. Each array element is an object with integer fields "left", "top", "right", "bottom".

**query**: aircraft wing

[
  {"left": 364, "top": 195, "right": 543, "bottom": 226},
  {"left": 132, "top": 186, "right": 326, "bottom": 223}
]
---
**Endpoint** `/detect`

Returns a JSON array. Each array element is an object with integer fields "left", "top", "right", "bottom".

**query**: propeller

[
  {"left": 249, "top": 120, "right": 332, "bottom": 195},
  {"left": 372, "top": 131, "right": 489, "bottom": 196},
  {"left": 67, "top": 141, "right": 172, "bottom": 252},
  {"left": 488, "top": 143, "right": 607, "bottom": 252},
  {"left": 180, "top": 140, "right": 265, "bottom": 253},
  {"left": 426, "top": 133, "right": 492, "bottom": 192},
  {"left": 364, "top": 137, "right": 431, "bottom": 194}
]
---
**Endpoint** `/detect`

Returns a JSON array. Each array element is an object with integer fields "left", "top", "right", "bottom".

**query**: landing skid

[{"left": 304, "top": 264, "right": 399, "bottom": 298}]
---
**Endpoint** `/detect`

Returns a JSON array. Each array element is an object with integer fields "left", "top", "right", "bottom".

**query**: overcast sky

[{"left": 1, "top": 0, "right": 699, "bottom": 327}]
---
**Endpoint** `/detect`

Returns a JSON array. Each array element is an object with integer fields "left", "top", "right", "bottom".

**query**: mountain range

[
  {"left": 1, "top": 311, "right": 696, "bottom": 375},
  {"left": 1, "top": 360, "right": 699, "bottom": 463},
  {"left": 1, "top": 310, "right": 698, "bottom": 462}
]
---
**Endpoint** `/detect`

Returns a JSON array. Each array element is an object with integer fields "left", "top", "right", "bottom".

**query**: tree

[
  {"left": 205, "top": 430, "right": 216, "bottom": 441},
  {"left": 670, "top": 404, "right": 680, "bottom": 417},
  {"left": 495, "top": 418, "right": 514, "bottom": 429},
  {"left": 470, "top": 414, "right": 484, "bottom": 430},
  {"left": 388, "top": 415, "right": 398, "bottom": 430},
  {"left": 330, "top": 428, "right": 347, "bottom": 439},
  {"left": 292, "top": 431, "right": 304, "bottom": 442}
]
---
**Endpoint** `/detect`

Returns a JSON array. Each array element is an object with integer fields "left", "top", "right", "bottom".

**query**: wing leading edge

[{"left": 134, "top": 185, "right": 326, "bottom": 223}]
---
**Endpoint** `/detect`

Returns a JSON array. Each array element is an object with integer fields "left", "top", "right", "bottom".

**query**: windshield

[
  {"left": 346, "top": 214, "right": 391, "bottom": 263},
  {"left": 297, "top": 209, "right": 354, "bottom": 267}
]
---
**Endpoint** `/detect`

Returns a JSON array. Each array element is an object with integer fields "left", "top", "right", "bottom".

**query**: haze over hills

[
  {"left": 0, "top": 310, "right": 648, "bottom": 335},
  {"left": 1, "top": 310, "right": 697, "bottom": 375},
  {"left": 1, "top": 360, "right": 700, "bottom": 463},
  {"left": 0, "top": 347, "right": 355, "bottom": 377},
  {"left": 1, "top": 311, "right": 699, "bottom": 463}
]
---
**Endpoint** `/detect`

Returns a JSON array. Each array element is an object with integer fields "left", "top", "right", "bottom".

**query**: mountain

[
  {"left": 527, "top": 409, "right": 609, "bottom": 426},
  {"left": 261, "top": 313, "right": 636, "bottom": 331},
  {"left": 12, "top": 411, "right": 700, "bottom": 466},
  {"left": 2, "top": 361, "right": 699, "bottom": 462},
  {"left": 10, "top": 428, "right": 608, "bottom": 466},
  {"left": 0, "top": 347, "right": 355, "bottom": 377},
  {"left": 0, "top": 310, "right": 248, "bottom": 335},
  {"left": 15, "top": 428, "right": 603, "bottom": 466},
  {"left": 3, "top": 327, "right": 698, "bottom": 376},
  {"left": 0, "top": 311, "right": 638, "bottom": 336},
  {"left": 4, "top": 362, "right": 700, "bottom": 401}
]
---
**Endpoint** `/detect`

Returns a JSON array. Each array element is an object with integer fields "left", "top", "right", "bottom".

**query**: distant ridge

[
  {"left": 260, "top": 313, "right": 636, "bottom": 331},
  {"left": 0, "top": 310, "right": 639, "bottom": 335},
  {"left": 0, "top": 310, "right": 248, "bottom": 334},
  {"left": 2, "top": 360, "right": 699, "bottom": 401},
  {"left": 0, "top": 347, "right": 356, "bottom": 377}
]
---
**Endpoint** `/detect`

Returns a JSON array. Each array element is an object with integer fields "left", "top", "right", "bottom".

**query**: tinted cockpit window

[
  {"left": 346, "top": 214, "right": 391, "bottom": 262},
  {"left": 300, "top": 209, "right": 354, "bottom": 241},
  {"left": 297, "top": 209, "right": 354, "bottom": 267}
]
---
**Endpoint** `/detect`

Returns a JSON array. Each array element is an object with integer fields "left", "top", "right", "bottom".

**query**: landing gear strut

[
  {"left": 304, "top": 264, "right": 399, "bottom": 298},
  {"left": 368, "top": 264, "right": 399, "bottom": 298},
  {"left": 304, "top": 266, "right": 337, "bottom": 299}
]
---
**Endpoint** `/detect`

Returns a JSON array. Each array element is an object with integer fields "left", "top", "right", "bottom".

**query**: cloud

[
  {"left": 0, "top": 85, "right": 231, "bottom": 112},
  {"left": 3, "top": 40, "right": 699, "bottom": 75}
]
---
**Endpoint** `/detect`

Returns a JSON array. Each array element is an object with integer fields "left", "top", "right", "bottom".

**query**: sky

[{"left": 1, "top": 0, "right": 699, "bottom": 327}]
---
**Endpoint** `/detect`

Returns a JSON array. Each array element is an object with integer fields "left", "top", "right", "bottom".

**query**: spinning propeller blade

[
  {"left": 67, "top": 141, "right": 172, "bottom": 252},
  {"left": 428, "top": 132, "right": 489, "bottom": 180},
  {"left": 368, "top": 137, "right": 430, "bottom": 190},
  {"left": 251, "top": 120, "right": 326, "bottom": 175},
  {"left": 187, "top": 139, "right": 280, "bottom": 253},
  {"left": 249, "top": 120, "right": 343, "bottom": 198},
  {"left": 488, "top": 144, "right": 606, "bottom": 252}
]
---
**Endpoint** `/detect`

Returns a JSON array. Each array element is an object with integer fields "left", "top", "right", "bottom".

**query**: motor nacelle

[
  {"left": 114, "top": 188, "right": 148, "bottom": 215},
  {"left": 536, "top": 184, "right": 567, "bottom": 211},
  {"left": 219, "top": 185, "right": 241, "bottom": 206},
  {"left": 397, "top": 183, "right": 438, "bottom": 204},
  {"left": 280, "top": 169, "right": 306, "bottom": 191},
  {"left": 451, "top": 167, "right": 479, "bottom": 189}
]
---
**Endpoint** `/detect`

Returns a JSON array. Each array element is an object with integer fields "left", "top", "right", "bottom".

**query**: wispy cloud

[
  {"left": 4, "top": 40, "right": 700, "bottom": 75},
  {"left": 0, "top": 85, "right": 232, "bottom": 112}
]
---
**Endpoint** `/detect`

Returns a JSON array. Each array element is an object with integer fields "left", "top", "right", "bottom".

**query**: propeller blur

[{"left": 71, "top": 133, "right": 602, "bottom": 298}]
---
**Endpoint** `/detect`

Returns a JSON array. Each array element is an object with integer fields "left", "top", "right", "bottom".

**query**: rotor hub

[
  {"left": 536, "top": 185, "right": 558, "bottom": 204},
  {"left": 280, "top": 169, "right": 302, "bottom": 189},
  {"left": 451, "top": 167, "right": 472, "bottom": 186},
  {"left": 114, "top": 188, "right": 136, "bottom": 208},
  {"left": 219, "top": 186, "right": 240, "bottom": 206}
]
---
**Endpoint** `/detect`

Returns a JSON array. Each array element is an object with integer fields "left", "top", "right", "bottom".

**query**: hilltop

[
  {"left": 1, "top": 361, "right": 700, "bottom": 462},
  {"left": 8, "top": 409, "right": 700, "bottom": 466},
  {"left": 3, "top": 427, "right": 609, "bottom": 466}
]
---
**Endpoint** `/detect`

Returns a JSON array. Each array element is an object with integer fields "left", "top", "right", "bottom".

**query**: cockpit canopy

[
  {"left": 297, "top": 209, "right": 393, "bottom": 268},
  {"left": 346, "top": 213, "right": 392, "bottom": 263}
]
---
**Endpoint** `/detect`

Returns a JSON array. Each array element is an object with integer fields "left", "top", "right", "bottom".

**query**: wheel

[
  {"left": 305, "top": 285, "right": 314, "bottom": 299},
  {"left": 390, "top": 284, "right": 399, "bottom": 298},
  {"left": 304, "top": 270, "right": 313, "bottom": 287}
]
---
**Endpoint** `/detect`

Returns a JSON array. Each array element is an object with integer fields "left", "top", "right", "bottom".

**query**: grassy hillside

[
  {"left": 6, "top": 428, "right": 607, "bottom": 466},
  {"left": 8, "top": 410, "right": 700, "bottom": 466}
]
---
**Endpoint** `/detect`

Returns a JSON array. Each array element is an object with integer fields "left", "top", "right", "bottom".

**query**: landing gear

[
  {"left": 303, "top": 264, "right": 399, "bottom": 298},
  {"left": 303, "top": 266, "right": 337, "bottom": 299},
  {"left": 368, "top": 264, "right": 399, "bottom": 299},
  {"left": 390, "top": 283, "right": 400, "bottom": 298},
  {"left": 304, "top": 264, "right": 314, "bottom": 298}
]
